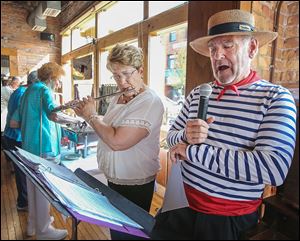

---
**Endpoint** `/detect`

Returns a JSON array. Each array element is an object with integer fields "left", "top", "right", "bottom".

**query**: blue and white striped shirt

[{"left": 167, "top": 80, "right": 297, "bottom": 201}]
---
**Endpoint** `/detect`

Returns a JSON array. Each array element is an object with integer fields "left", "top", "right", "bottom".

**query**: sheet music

[
  {"left": 15, "top": 147, "right": 142, "bottom": 229},
  {"left": 43, "top": 171, "right": 142, "bottom": 229},
  {"left": 15, "top": 147, "right": 88, "bottom": 186}
]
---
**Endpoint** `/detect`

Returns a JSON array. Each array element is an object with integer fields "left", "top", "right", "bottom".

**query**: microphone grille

[{"left": 199, "top": 83, "right": 212, "bottom": 97}]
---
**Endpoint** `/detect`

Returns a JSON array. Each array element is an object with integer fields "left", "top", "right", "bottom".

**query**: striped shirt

[{"left": 167, "top": 79, "right": 297, "bottom": 202}]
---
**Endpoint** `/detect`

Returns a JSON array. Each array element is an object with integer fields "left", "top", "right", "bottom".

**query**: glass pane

[
  {"left": 98, "top": 1, "right": 143, "bottom": 38},
  {"left": 149, "top": 1, "right": 187, "bottom": 18},
  {"left": 72, "top": 15, "right": 95, "bottom": 50},
  {"left": 62, "top": 61, "right": 72, "bottom": 103},
  {"left": 62, "top": 30, "right": 71, "bottom": 55},
  {"left": 149, "top": 23, "right": 187, "bottom": 130},
  {"left": 72, "top": 54, "right": 94, "bottom": 99},
  {"left": 1, "top": 55, "right": 10, "bottom": 76}
]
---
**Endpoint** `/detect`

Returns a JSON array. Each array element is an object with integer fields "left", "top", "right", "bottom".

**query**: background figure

[
  {"left": 74, "top": 83, "right": 80, "bottom": 100},
  {"left": 2, "top": 71, "right": 38, "bottom": 211},
  {"left": 1, "top": 76, "right": 21, "bottom": 133},
  {"left": 11, "top": 62, "right": 69, "bottom": 240},
  {"left": 1, "top": 74, "right": 7, "bottom": 87},
  {"left": 151, "top": 9, "right": 297, "bottom": 240},
  {"left": 74, "top": 44, "right": 164, "bottom": 240}
]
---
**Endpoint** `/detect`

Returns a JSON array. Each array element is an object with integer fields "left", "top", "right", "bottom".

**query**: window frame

[{"left": 61, "top": 1, "right": 188, "bottom": 109}]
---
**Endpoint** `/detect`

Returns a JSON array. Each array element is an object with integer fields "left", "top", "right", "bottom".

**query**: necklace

[{"left": 121, "top": 93, "right": 137, "bottom": 104}]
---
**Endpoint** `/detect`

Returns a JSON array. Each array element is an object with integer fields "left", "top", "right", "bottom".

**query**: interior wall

[
  {"left": 249, "top": 1, "right": 299, "bottom": 89},
  {"left": 1, "top": 1, "right": 61, "bottom": 79}
]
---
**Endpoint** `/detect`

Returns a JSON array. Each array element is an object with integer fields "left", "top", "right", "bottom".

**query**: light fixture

[
  {"left": 27, "top": 3, "right": 47, "bottom": 32},
  {"left": 41, "top": 1, "right": 61, "bottom": 17},
  {"left": 27, "top": 1, "right": 61, "bottom": 32}
]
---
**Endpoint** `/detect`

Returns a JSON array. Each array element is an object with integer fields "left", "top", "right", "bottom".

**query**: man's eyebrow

[{"left": 222, "top": 39, "right": 234, "bottom": 44}]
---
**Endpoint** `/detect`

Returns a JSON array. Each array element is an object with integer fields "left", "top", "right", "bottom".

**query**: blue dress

[{"left": 12, "top": 81, "right": 61, "bottom": 157}]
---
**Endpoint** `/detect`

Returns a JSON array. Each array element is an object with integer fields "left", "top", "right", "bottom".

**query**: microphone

[{"left": 197, "top": 83, "right": 212, "bottom": 120}]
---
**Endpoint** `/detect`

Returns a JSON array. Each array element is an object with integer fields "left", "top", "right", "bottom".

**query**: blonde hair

[
  {"left": 106, "top": 44, "right": 143, "bottom": 70},
  {"left": 38, "top": 62, "right": 65, "bottom": 83}
]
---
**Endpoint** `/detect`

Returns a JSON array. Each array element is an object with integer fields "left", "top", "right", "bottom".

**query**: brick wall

[
  {"left": 249, "top": 1, "right": 299, "bottom": 88},
  {"left": 1, "top": 1, "right": 61, "bottom": 79}
]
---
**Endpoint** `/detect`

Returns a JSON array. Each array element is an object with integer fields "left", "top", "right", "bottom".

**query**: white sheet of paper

[{"left": 161, "top": 161, "right": 189, "bottom": 213}]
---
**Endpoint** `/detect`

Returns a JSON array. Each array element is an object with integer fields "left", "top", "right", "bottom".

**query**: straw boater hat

[{"left": 190, "top": 9, "right": 278, "bottom": 57}]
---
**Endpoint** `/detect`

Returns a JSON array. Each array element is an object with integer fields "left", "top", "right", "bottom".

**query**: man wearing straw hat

[{"left": 151, "top": 9, "right": 297, "bottom": 240}]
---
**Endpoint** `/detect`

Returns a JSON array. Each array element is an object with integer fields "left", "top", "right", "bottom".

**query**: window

[
  {"left": 62, "top": 30, "right": 71, "bottom": 55},
  {"left": 149, "top": 23, "right": 187, "bottom": 129},
  {"left": 72, "top": 15, "right": 95, "bottom": 50},
  {"left": 60, "top": 1, "right": 188, "bottom": 133},
  {"left": 72, "top": 54, "right": 94, "bottom": 98},
  {"left": 1, "top": 55, "right": 10, "bottom": 76},
  {"left": 149, "top": 1, "right": 187, "bottom": 17},
  {"left": 98, "top": 1, "right": 143, "bottom": 38},
  {"left": 167, "top": 54, "right": 176, "bottom": 69},
  {"left": 100, "top": 50, "right": 115, "bottom": 85},
  {"left": 169, "top": 31, "right": 176, "bottom": 42},
  {"left": 1, "top": 48, "right": 18, "bottom": 77},
  {"left": 61, "top": 62, "right": 72, "bottom": 103}
]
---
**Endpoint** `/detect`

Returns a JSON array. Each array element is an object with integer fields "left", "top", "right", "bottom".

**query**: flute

[{"left": 51, "top": 88, "right": 135, "bottom": 112}]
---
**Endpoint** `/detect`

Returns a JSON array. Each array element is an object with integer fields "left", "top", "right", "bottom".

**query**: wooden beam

[
  {"left": 94, "top": 12, "right": 100, "bottom": 99},
  {"left": 141, "top": 28, "right": 149, "bottom": 85},
  {"left": 97, "top": 25, "right": 139, "bottom": 50},
  {"left": 145, "top": 3, "right": 188, "bottom": 34},
  {"left": 144, "top": 1, "right": 149, "bottom": 20},
  {"left": 61, "top": 44, "right": 94, "bottom": 63}
]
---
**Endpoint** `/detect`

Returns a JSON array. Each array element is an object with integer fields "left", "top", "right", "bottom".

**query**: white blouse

[
  {"left": 97, "top": 88, "right": 165, "bottom": 185},
  {"left": 1, "top": 85, "right": 14, "bottom": 131}
]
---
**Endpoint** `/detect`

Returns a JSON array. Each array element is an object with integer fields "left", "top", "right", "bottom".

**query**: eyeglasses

[{"left": 110, "top": 69, "right": 137, "bottom": 82}]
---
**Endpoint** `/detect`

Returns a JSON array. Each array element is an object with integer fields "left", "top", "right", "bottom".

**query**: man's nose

[{"left": 213, "top": 47, "right": 225, "bottom": 60}]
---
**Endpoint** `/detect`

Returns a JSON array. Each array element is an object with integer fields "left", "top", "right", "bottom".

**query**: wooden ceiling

[{"left": 3, "top": 1, "right": 70, "bottom": 12}]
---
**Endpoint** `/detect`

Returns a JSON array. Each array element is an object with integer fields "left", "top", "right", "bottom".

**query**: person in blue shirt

[
  {"left": 11, "top": 62, "right": 76, "bottom": 240},
  {"left": 3, "top": 71, "right": 38, "bottom": 211}
]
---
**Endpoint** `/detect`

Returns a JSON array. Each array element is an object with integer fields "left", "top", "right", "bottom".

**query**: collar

[{"left": 214, "top": 70, "right": 260, "bottom": 101}]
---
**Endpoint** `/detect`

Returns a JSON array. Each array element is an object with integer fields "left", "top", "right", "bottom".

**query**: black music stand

[
  {"left": 4, "top": 150, "right": 79, "bottom": 240},
  {"left": 74, "top": 168, "right": 156, "bottom": 236},
  {"left": 4, "top": 148, "right": 155, "bottom": 239}
]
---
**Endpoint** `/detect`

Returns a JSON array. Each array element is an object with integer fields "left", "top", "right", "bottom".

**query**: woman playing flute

[{"left": 74, "top": 44, "right": 164, "bottom": 240}]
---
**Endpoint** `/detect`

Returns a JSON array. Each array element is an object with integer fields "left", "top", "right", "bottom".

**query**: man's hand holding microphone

[{"left": 170, "top": 83, "right": 214, "bottom": 163}]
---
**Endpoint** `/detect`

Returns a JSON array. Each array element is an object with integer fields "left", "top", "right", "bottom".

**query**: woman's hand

[
  {"left": 65, "top": 99, "right": 80, "bottom": 109},
  {"left": 73, "top": 96, "right": 97, "bottom": 121}
]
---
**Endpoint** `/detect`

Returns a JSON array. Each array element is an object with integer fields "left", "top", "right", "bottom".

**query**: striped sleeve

[
  {"left": 166, "top": 89, "right": 195, "bottom": 147},
  {"left": 186, "top": 89, "right": 297, "bottom": 187}
]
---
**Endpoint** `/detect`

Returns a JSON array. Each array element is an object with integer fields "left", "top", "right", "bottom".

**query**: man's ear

[{"left": 249, "top": 38, "right": 258, "bottom": 58}]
